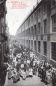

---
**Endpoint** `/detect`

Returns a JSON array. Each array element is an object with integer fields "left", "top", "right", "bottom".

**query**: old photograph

[{"left": 0, "top": 0, "right": 56, "bottom": 86}]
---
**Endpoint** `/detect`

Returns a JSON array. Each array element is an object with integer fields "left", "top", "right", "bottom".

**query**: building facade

[
  {"left": 0, "top": 0, "right": 8, "bottom": 65},
  {"left": 16, "top": 0, "right": 56, "bottom": 66}
]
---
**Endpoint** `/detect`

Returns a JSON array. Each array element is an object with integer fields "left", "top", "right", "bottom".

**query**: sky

[{"left": 6, "top": 0, "right": 38, "bottom": 35}]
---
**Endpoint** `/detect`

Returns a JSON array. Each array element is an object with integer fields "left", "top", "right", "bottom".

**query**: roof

[
  {"left": 17, "top": 0, "right": 43, "bottom": 29},
  {"left": 16, "top": 0, "right": 51, "bottom": 33}
]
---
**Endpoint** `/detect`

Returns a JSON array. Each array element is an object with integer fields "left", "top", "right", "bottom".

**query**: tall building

[
  {"left": 16, "top": 0, "right": 56, "bottom": 66},
  {"left": 0, "top": 0, "right": 8, "bottom": 65}
]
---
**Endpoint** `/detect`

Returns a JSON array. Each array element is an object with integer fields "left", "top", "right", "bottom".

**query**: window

[
  {"left": 43, "top": 42, "right": 47, "bottom": 56},
  {"left": 29, "top": 40, "right": 30, "bottom": 48},
  {"left": 38, "top": 41, "right": 40, "bottom": 52},
  {"left": 34, "top": 41, "right": 36, "bottom": 51},
  {"left": 41, "top": 35, "right": 43, "bottom": 40},
  {"left": 38, "top": 8, "right": 40, "bottom": 14},
  {"left": 31, "top": 26, "right": 33, "bottom": 35},
  {"left": 38, "top": 23, "right": 41, "bottom": 34},
  {"left": 31, "top": 40, "right": 33, "bottom": 49},
  {"left": 38, "top": 8, "right": 40, "bottom": 16},
  {"left": 44, "top": 19, "right": 47, "bottom": 34},
  {"left": 51, "top": 0, "right": 56, "bottom": 7},
  {"left": 47, "top": 34, "right": 50, "bottom": 41},
  {"left": 51, "top": 42, "right": 56, "bottom": 61},
  {"left": 29, "top": 28, "right": 30, "bottom": 35},
  {"left": 43, "top": 4, "right": 46, "bottom": 13},
  {"left": 34, "top": 25, "right": 37, "bottom": 35},
  {"left": 52, "top": 14, "right": 56, "bottom": 32}
]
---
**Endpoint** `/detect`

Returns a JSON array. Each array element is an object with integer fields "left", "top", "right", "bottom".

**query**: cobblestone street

[{"left": 4, "top": 73, "right": 45, "bottom": 86}]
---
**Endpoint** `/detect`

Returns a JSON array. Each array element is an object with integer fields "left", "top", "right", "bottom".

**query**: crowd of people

[
  {"left": 38, "top": 60, "right": 56, "bottom": 86},
  {"left": 7, "top": 45, "right": 56, "bottom": 86}
]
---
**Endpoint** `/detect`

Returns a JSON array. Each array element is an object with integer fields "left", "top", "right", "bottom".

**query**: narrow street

[
  {"left": 4, "top": 73, "right": 44, "bottom": 86},
  {"left": 3, "top": 45, "right": 53, "bottom": 86},
  {"left": 0, "top": 0, "right": 56, "bottom": 86}
]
